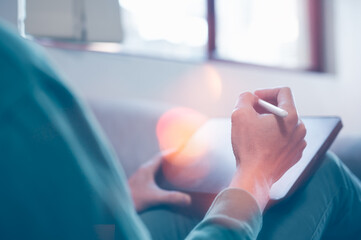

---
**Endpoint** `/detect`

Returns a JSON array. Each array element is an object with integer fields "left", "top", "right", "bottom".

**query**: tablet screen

[{"left": 159, "top": 117, "right": 342, "bottom": 200}]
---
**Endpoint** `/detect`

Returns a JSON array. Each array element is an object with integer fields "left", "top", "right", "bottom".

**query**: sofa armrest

[{"left": 331, "top": 136, "right": 361, "bottom": 180}]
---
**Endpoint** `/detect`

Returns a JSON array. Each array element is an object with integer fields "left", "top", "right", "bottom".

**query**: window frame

[
  {"left": 206, "top": 0, "right": 325, "bottom": 72},
  {"left": 25, "top": 0, "right": 325, "bottom": 72}
]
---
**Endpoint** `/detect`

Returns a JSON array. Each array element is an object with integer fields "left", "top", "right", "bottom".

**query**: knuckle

[
  {"left": 302, "top": 139, "right": 307, "bottom": 149},
  {"left": 231, "top": 110, "right": 238, "bottom": 123},
  {"left": 299, "top": 122, "right": 307, "bottom": 138},
  {"left": 234, "top": 91, "right": 255, "bottom": 110},
  {"left": 240, "top": 91, "right": 253, "bottom": 99},
  {"left": 238, "top": 91, "right": 255, "bottom": 104},
  {"left": 282, "top": 86, "right": 291, "bottom": 93},
  {"left": 231, "top": 109, "right": 238, "bottom": 120},
  {"left": 289, "top": 108, "right": 298, "bottom": 118},
  {"left": 280, "top": 86, "right": 292, "bottom": 97},
  {"left": 231, "top": 110, "right": 245, "bottom": 124},
  {"left": 286, "top": 113, "right": 298, "bottom": 128},
  {"left": 295, "top": 152, "right": 303, "bottom": 163},
  {"left": 232, "top": 108, "right": 247, "bottom": 120},
  {"left": 168, "top": 192, "right": 180, "bottom": 202}
]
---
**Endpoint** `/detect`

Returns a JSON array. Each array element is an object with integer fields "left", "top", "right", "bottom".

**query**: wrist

[{"left": 230, "top": 168, "right": 271, "bottom": 212}]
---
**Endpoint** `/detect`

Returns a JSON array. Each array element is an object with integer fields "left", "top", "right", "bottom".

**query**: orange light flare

[
  {"left": 164, "top": 65, "right": 223, "bottom": 111},
  {"left": 156, "top": 107, "right": 212, "bottom": 188},
  {"left": 203, "top": 65, "right": 223, "bottom": 101}
]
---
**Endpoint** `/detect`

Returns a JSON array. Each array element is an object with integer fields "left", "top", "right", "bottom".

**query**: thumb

[
  {"left": 157, "top": 190, "right": 192, "bottom": 207},
  {"left": 146, "top": 148, "right": 178, "bottom": 173}
]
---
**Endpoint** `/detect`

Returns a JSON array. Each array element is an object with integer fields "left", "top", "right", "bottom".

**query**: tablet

[{"left": 159, "top": 116, "right": 342, "bottom": 201}]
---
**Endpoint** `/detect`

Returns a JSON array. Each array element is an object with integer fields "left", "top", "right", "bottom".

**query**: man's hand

[
  {"left": 128, "top": 151, "right": 192, "bottom": 212},
  {"left": 230, "top": 87, "right": 306, "bottom": 211}
]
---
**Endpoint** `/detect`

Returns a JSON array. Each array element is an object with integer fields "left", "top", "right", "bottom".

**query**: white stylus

[{"left": 258, "top": 99, "right": 288, "bottom": 118}]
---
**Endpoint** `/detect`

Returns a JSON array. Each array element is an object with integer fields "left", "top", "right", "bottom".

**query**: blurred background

[{"left": 0, "top": 0, "right": 360, "bottom": 139}]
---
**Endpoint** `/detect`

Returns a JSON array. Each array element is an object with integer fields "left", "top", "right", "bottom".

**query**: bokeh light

[
  {"left": 156, "top": 107, "right": 208, "bottom": 156},
  {"left": 203, "top": 65, "right": 223, "bottom": 100},
  {"left": 156, "top": 107, "right": 212, "bottom": 188}
]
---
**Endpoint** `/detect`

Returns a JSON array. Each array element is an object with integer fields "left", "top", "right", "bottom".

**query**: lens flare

[
  {"left": 203, "top": 65, "right": 223, "bottom": 100},
  {"left": 156, "top": 107, "right": 211, "bottom": 188},
  {"left": 156, "top": 107, "right": 208, "bottom": 156},
  {"left": 162, "top": 152, "right": 212, "bottom": 189}
]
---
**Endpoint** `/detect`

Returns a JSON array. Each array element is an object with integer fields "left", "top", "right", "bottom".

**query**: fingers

[
  {"left": 254, "top": 88, "right": 281, "bottom": 104},
  {"left": 234, "top": 91, "right": 259, "bottom": 111},
  {"left": 285, "top": 120, "right": 307, "bottom": 146},
  {"left": 157, "top": 190, "right": 192, "bottom": 207},
  {"left": 129, "top": 149, "right": 191, "bottom": 212},
  {"left": 292, "top": 121, "right": 307, "bottom": 160},
  {"left": 288, "top": 138, "right": 307, "bottom": 168},
  {"left": 272, "top": 128, "right": 307, "bottom": 182},
  {"left": 277, "top": 87, "right": 296, "bottom": 114},
  {"left": 255, "top": 87, "right": 296, "bottom": 113},
  {"left": 295, "top": 120, "right": 307, "bottom": 141},
  {"left": 144, "top": 149, "right": 178, "bottom": 172},
  {"left": 255, "top": 87, "right": 299, "bottom": 134},
  {"left": 285, "top": 121, "right": 307, "bottom": 164},
  {"left": 232, "top": 92, "right": 259, "bottom": 122}
]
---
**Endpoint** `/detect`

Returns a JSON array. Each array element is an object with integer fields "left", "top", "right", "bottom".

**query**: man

[{"left": 0, "top": 20, "right": 360, "bottom": 239}]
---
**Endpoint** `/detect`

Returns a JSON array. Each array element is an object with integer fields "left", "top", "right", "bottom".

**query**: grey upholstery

[
  {"left": 88, "top": 98, "right": 172, "bottom": 177},
  {"left": 88, "top": 98, "right": 361, "bottom": 181}
]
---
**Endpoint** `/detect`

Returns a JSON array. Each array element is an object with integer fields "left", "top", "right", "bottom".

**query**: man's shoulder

[{"left": 0, "top": 20, "right": 61, "bottom": 115}]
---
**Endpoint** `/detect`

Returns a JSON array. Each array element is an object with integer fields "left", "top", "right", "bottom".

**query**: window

[
  {"left": 20, "top": 0, "right": 323, "bottom": 71},
  {"left": 118, "top": 0, "right": 208, "bottom": 59},
  {"left": 20, "top": 0, "right": 123, "bottom": 42},
  {"left": 213, "top": 0, "right": 319, "bottom": 70}
]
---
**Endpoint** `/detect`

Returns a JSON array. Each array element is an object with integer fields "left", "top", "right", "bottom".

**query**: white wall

[
  {"left": 1, "top": 0, "right": 361, "bottom": 138},
  {"left": 0, "top": 0, "right": 18, "bottom": 26}
]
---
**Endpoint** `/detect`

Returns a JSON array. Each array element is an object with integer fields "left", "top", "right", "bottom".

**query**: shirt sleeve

[
  {"left": 0, "top": 21, "right": 151, "bottom": 239},
  {"left": 0, "top": 20, "right": 263, "bottom": 240},
  {"left": 0, "top": 84, "right": 263, "bottom": 240},
  {"left": 186, "top": 188, "right": 262, "bottom": 240},
  {"left": 0, "top": 75, "right": 153, "bottom": 240}
]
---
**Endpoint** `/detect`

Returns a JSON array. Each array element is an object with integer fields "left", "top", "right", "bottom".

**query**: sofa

[{"left": 88, "top": 98, "right": 361, "bottom": 183}]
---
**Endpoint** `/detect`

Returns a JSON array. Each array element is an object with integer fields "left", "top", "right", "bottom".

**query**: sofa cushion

[{"left": 88, "top": 98, "right": 172, "bottom": 177}]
